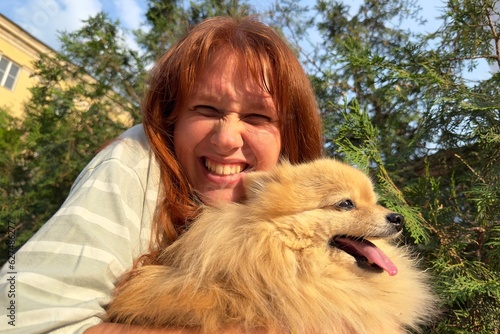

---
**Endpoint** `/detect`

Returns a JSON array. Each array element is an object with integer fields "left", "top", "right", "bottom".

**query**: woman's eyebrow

[
  {"left": 191, "top": 91, "right": 221, "bottom": 102},
  {"left": 192, "top": 90, "right": 276, "bottom": 112}
]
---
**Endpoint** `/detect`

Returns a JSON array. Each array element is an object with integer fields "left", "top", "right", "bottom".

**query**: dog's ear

[
  {"left": 243, "top": 160, "right": 292, "bottom": 199},
  {"left": 243, "top": 171, "right": 277, "bottom": 197}
]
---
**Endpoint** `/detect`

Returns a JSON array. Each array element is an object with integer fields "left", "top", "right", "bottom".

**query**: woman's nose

[{"left": 210, "top": 117, "right": 244, "bottom": 153}]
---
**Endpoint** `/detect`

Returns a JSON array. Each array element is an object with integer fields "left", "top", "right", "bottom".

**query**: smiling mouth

[
  {"left": 204, "top": 158, "right": 249, "bottom": 176},
  {"left": 329, "top": 235, "right": 398, "bottom": 276}
]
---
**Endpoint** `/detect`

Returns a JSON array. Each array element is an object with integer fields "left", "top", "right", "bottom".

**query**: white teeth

[
  {"left": 205, "top": 159, "right": 245, "bottom": 176},
  {"left": 216, "top": 165, "right": 224, "bottom": 175}
]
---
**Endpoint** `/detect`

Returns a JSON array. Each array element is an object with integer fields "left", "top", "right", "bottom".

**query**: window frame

[{"left": 0, "top": 55, "right": 21, "bottom": 91}]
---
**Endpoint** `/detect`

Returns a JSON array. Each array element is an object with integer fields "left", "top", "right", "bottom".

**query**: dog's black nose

[{"left": 386, "top": 213, "right": 404, "bottom": 231}]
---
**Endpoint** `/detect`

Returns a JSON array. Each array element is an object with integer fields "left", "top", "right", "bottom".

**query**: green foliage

[
  {"left": 136, "top": 0, "right": 253, "bottom": 61},
  {"left": 1, "top": 1, "right": 253, "bottom": 264},
  {"left": 331, "top": 100, "right": 430, "bottom": 244},
  {"left": 329, "top": 98, "right": 500, "bottom": 333},
  {"left": 1, "top": 0, "right": 499, "bottom": 332},
  {"left": 0, "top": 109, "right": 25, "bottom": 250},
  {"left": 0, "top": 51, "right": 128, "bottom": 262},
  {"left": 273, "top": 0, "right": 499, "bottom": 332},
  {"left": 59, "top": 13, "right": 145, "bottom": 122}
]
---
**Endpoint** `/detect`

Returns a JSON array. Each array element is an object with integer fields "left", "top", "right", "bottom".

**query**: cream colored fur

[{"left": 106, "top": 159, "right": 438, "bottom": 333}]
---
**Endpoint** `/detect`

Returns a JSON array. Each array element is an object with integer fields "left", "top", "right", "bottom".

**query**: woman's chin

[{"left": 197, "top": 184, "right": 246, "bottom": 206}]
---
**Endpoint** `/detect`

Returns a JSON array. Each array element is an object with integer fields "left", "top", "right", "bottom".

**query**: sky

[
  {"left": 0, "top": 0, "right": 145, "bottom": 50},
  {"left": 0, "top": 0, "right": 496, "bottom": 78}
]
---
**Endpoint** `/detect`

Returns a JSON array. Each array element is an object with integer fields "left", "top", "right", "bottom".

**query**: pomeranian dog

[{"left": 106, "top": 159, "right": 437, "bottom": 333}]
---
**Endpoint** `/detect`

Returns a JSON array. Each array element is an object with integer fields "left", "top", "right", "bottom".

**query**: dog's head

[{"left": 243, "top": 159, "right": 404, "bottom": 276}]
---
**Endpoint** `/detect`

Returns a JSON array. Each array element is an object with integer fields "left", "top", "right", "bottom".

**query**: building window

[{"left": 0, "top": 56, "right": 21, "bottom": 90}]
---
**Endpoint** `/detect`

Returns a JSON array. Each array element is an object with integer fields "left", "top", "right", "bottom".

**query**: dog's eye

[{"left": 336, "top": 199, "right": 355, "bottom": 210}]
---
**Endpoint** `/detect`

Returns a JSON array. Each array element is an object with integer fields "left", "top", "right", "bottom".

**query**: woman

[{"left": 0, "top": 16, "right": 323, "bottom": 333}]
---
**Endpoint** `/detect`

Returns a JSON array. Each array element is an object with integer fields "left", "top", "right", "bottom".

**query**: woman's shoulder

[
  {"left": 72, "top": 124, "right": 160, "bottom": 192},
  {"left": 116, "top": 123, "right": 150, "bottom": 150},
  {"left": 89, "top": 124, "right": 153, "bottom": 169}
]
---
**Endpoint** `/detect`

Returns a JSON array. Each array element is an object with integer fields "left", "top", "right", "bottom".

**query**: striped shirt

[{"left": 1, "top": 124, "right": 161, "bottom": 333}]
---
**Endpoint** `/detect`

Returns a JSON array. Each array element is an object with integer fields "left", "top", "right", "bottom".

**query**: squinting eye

[
  {"left": 243, "top": 114, "right": 273, "bottom": 125},
  {"left": 193, "top": 105, "right": 221, "bottom": 118},
  {"left": 336, "top": 199, "right": 355, "bottom": 210}
]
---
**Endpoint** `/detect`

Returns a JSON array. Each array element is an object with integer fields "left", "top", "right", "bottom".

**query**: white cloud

[
  {"left": 9, "top": 0, "right": 103, "bottom": 50},
  {"left": 2, "top": 0, "right": 146, "bottom": 52},
  {"left": 111, "top": 0, "right": 143, "bottom": 30}
]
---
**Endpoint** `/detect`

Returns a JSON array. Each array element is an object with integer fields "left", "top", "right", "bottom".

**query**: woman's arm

[{"left": 0, "top": 126, "right": 160, "bottom": 333}]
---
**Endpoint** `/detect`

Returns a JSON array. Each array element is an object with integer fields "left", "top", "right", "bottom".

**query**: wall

[{"left": 0, "top": 13, "right": 55, "bottom": 118}]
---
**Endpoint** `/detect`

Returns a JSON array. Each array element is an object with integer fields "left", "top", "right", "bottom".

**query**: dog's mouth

[{"left": 329, "top": 236, "right": 398, "bottom": 276}]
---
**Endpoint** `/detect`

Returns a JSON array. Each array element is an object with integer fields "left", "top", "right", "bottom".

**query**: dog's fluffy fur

[{"left": 106, "top": 159, "right": 437, "bottom": 333}]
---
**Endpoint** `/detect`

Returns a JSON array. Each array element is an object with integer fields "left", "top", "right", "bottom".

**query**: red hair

[{"left": 141, "top": 16, "right": 323, "bottom": 263}]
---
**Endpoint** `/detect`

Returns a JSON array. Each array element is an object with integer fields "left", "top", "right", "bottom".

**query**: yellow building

[
  {"left": 0, "top": 13, "right": 133, "bottom": 125},
  {"left": 0, "top": 13, "right": 55, "bottom": 118}
]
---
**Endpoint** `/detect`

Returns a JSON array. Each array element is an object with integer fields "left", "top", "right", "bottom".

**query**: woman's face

[{"left": 174, "top": 51, "right": 281, "bottom": 205}]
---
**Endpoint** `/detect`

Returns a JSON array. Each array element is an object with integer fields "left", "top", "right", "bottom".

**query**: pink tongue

[{"left": 336, "top": 238, "right": 398, "bottom": 276}]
